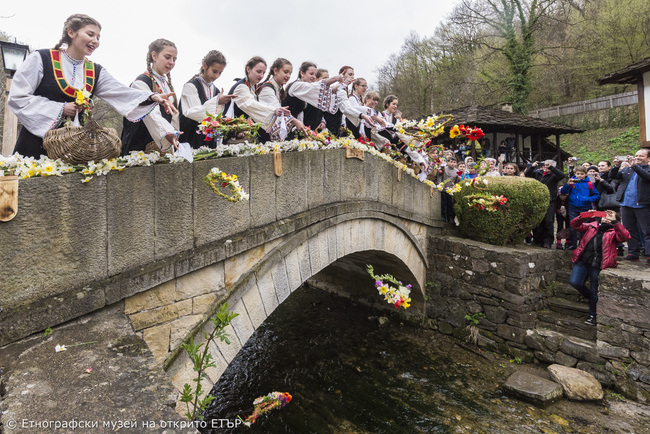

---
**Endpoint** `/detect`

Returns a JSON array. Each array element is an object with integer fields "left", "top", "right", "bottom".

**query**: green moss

[{"left": 453, "top": 177, "right": 548, "bottom": 246}]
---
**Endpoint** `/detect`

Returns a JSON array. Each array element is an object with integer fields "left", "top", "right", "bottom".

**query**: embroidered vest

[
  {"left": 178, "top": 77, "right": 219, "bottom": 149},
  {"left": 282, "top": 81, "right": 308, "bottom": 118},
  {"left": 14, "top": 49, "right": 103, "bottom": 158},
  {"left": 223, "top": 78, "right": 248, "bottom": 119},
  {"left": 120, "top": 73, "right": 172, "bottom": 155}
]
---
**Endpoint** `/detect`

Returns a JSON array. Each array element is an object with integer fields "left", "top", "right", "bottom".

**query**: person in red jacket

[{"left": 569, "top": 209, "right": 630, "bottom": 326}]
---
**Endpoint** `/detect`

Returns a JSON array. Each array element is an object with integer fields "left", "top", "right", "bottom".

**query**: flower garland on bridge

[
  {"left": 366, "top": 265, "right": 412, "bottom": 309},
  {"left": 204, "top": 168, "right": 249, "bottom": 202}
]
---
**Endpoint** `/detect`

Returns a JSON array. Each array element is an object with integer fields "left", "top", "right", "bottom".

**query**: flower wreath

[
  {"left": 466, "top": 193, "right": 508, "bottom": 212},
  {"left": 204, "top": 167, "right": 250, "bottom": 202},
  {"left": 367, "top": 265, "right": 412, "bottom": 309},
  {"left": 238, "top": 392, "right": 292, "bottom": 426}
]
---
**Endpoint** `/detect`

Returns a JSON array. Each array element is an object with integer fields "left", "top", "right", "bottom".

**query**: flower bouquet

[
  {"left": 197, "top": 113, "right": 262, "bottom": 142},
  {"left": 238, "top": 392, "right": 292, "bottom": 426},
  {"left": 449, "top": 124, "right": 485, "bottom": 143},
  {"left": 396, "top": 114, "right": 453, "bottom": 141},
  {"left": 295, "top": 126, "right": 331, "bottom": 144},
  {"left": 366, "top": 265, "right": 412, "bottom": 309}
]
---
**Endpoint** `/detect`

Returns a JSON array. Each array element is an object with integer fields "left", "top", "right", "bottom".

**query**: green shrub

[{"left": 452, "top": 177, "right": 548, "bottom": 246}]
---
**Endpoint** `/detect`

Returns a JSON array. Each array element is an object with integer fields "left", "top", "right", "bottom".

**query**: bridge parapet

[{"left": 0, "top": 149, "right": 442, "bottom": 346}]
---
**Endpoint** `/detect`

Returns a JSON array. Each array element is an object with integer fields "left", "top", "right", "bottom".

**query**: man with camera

[{"left": 610, "top": 149, "right": 650, "bottom": 263}]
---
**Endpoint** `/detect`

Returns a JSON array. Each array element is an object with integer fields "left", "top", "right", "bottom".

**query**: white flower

[{"left": 55, "top": 344, "right": 67, "bottom": 352}]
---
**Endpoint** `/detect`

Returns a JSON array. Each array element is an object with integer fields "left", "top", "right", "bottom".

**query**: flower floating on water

[
  {"left": 367, "top": 265, "right": 412, "bottom": 309},
  {"left": 55, "top": 344, "right": 67, "bottom": 352},
  {"left": 238, "top": 391, "right": 292, "bottom": 426}
]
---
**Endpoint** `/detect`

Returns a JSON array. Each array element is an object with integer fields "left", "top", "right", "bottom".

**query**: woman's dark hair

[
  {"left": 298, "top": 61, "right": 317, "bottom": 80},
  {"left": 383, "top": 95, "right": 398, "bottom": 109},
  {"left": 503, "top": 163, "right": 520, "bottom": 176},
  {"left": 146, "top": 39, "right": 177, "bottom": 101},
  {"left": 244, "top": 56, "right": 267, "bottom": 81},
  {"left": 200, "top": 50, "right": 226, "bottom": 74},
  {"left": 54, "top": 14, "right": 101, "bottom": 50},
  {"left": 262, "top": 58, "right": 292, "bottom": 100}
]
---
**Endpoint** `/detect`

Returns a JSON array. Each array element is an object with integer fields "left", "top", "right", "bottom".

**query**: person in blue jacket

[{"left": 559, "top": 166, "right": 600, "bottom": 249}]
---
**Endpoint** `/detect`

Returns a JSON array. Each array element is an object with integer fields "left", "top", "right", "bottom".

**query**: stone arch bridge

[{"left": 0, "top": 149, "right": 446, "bottom": 413}]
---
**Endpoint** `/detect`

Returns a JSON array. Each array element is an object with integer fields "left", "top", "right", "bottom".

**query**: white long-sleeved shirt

[{"left": 9, "top": 50, "right": 155, "bottom": 139}]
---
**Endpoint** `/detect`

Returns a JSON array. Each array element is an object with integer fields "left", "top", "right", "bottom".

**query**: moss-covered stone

[{"left": 453, "top": 177, "right": 548, "bottom": 246}]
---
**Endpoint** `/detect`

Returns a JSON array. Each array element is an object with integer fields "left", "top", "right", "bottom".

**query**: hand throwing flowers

[
  {"left": 204, "top": 167, "right": 250, "bottom": 202},
  {"left": 367, "top": 265, "right": 412, "bottom": 309}
]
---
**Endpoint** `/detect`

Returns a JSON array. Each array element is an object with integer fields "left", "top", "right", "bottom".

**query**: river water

[{"left": 201, "top": 285, "right": 649, "bottom": 433}]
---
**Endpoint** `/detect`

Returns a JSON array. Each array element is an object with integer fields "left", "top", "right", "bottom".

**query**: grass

[{"left": 560, "top": 127, "right": 640, "bottom": 164}]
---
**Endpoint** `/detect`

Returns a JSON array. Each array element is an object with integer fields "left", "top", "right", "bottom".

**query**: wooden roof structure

[
  {"left": 430, "top": 105, "right": 581, "bottom": 168},
  {"left": 598, "top": 57, "right": 650, "bottom": 147},
  {"left": 598, "top": 57, "right": 650, "bottom": 85},
  {"left": 439, "top": 105, "right": 583, "bottom": 135}
]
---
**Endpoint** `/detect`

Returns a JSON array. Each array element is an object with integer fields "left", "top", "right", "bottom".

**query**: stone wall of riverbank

[{"left": 426, "top": 235, "right": 650, "bottom": 402}]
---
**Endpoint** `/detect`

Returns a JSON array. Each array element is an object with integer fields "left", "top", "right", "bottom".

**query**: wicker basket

[{"left": 43, "top": 118, "right": 122, "bottom": 164}]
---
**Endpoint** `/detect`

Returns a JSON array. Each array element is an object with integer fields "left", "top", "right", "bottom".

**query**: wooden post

[
  {"left": 492, "top": 132, "right": 497, "bottom": 159},
  {"left": 639, "top": 77, "right": 648, "bottom": 147},
  {"left": 2, "top": 77, "right": 17, "bottom": 156},
  {"left": 537, "top": 135, "right": 542, "bottom": 162},
  {"left": 0, "top": 176, "right": 18, "bottom": 222},
  {"left": 555, "top": 134, "right": 562, "bottom": 171}
]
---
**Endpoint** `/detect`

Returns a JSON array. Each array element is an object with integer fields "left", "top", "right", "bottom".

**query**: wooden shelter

[
  {"left": 598, "top": 56, "right": 650, "bottom": 147},
  {"left": 431, "top": 105, "right": 582, "bottom": 169}
]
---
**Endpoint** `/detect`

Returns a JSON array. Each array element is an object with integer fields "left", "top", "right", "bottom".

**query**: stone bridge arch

[{"left": 162, "top": 214, "right": 428, "bottom": 412}]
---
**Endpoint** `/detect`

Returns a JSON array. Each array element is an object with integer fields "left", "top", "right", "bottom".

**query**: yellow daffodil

[{"left": 450, "top": 125, "right": 460, "bottom": 139}]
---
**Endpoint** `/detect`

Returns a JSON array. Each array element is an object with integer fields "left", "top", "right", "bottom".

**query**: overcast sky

[{"left": 1, "top": 1, "right": 457, "bottom": 93}]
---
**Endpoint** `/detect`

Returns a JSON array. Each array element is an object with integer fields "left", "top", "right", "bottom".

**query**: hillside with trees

[{"left": 377, "top": 0, "right": 650, "bottom": 119}]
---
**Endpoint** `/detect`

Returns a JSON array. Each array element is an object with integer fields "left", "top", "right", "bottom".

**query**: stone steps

[
  {"left": 537, "top": 310, "right": 597, "bottom": 341},
  {"left": 547, "top": 297, "right": 590, "bottom": 318}
]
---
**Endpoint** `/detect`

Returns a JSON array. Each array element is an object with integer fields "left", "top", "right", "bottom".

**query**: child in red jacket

[{"left": 569, "top": 209, "right": 630, "bottom": 325}]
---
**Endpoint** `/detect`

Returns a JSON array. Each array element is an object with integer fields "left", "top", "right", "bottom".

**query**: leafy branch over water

[{"left": 180, "top": 303, "right": 238, "bottom": 421}]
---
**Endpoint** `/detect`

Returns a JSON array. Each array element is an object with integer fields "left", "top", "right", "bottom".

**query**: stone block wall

[
  {"left": 0, "top": 149, "right": 441, "bottom": 346},
  {"left": 426, "top": 235, "right": 563, "bottom": 362},
  {"left": 427, "top": 234, "right": 650, "bottom": 400},
  {"left": 599, "top": 266, "right": 650, "bottom": 398}
]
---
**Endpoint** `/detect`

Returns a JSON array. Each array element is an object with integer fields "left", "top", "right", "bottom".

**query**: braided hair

[
  {"left": 146, "top": 39, "right": 177, "bottom": 103},
  {"left": 199, "top": 50, "right": 226, "bottom": 74},
  {"left": 53, "top": 14, "right": 101, "bottom": 50},
  {"left": 263, "top": 58, "right": 291, "bottom": 101}
]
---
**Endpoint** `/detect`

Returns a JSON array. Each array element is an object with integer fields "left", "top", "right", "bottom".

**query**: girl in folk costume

[
  {"left": 382, "top": 95, "right": 402, "bottom": 125},
  {"left": 222, "top": 57, "right": 292, "bottom": 142},
  {"left": 121, "top": 38, "right": 180, "bottom": 155},
  {"left": 335, "top": 66, "right": 383, "bottom": 138},
  {"left": 256, "top": 58, "right": 307, "bottom": 141},
  {"left": 178, "top": 50, "right": 235, "bottom": 148},
  {"left": 379, "top": 94, "right": 429, "bottom": 171},
  {"left": 8, "top": 14, "right": 176, "bottom": 158},
  {"left": 282, "top": 62, "right": 346, "bottom": 133}
]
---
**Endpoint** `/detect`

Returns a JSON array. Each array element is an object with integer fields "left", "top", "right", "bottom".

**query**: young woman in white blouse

[
  {"left": 8, "top": 14, "right": 175, "bottom": 158},
  {"left": 256, "top": 58, "right": 306, "bottom": 141},
  {"left": 222, "top": 56, "right": 292, "bottom": 142},
  {"left": 178, "top": 50, "right": 235, "bottom": 148},
  {"left": 121, "top": 38, "right": 181, "bottom": 155}
]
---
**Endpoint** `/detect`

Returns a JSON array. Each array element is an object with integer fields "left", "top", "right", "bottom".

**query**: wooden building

[
  {"left": 431, "top": 105, "right": 582, "bottom": 169},
  {"left": 598, "top": 56, "right": 650, "bottom": 148}
]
